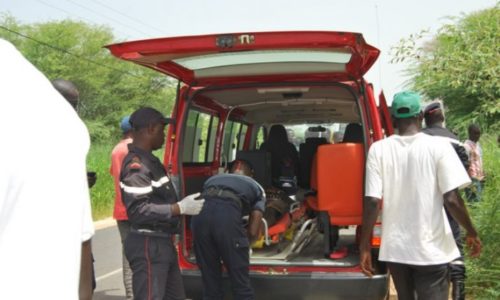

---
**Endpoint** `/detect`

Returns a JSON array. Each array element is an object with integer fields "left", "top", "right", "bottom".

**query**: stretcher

[{"left": 251, "top": 200, "right": 317, "bottom": 259}]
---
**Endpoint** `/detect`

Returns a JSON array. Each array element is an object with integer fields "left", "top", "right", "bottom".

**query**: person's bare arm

[
  {"left": 79, "top": 239, "right": 93, "bottom": 300},
  {"left": 247, "top": 210, "right": 264, "bottom": 243},
  {"left": 359, "top": 196, "right": 380, "bottom": 277},
  {"left": 443, "top": 189, "right": 481, "bottom": 257}
]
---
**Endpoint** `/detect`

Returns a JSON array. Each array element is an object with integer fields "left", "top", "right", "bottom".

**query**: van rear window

[{"left": 173, "top": 50, "right": 351, "bottom": 78}]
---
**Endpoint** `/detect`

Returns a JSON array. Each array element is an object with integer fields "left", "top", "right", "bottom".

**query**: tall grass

[
  {"left": 465, "top": 134, "right": 500, "bottom": 299},
  {"left": 87, "top": 143, "right": 115, "bottom": 220}
]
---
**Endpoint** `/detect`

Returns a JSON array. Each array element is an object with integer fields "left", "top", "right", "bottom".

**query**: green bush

[
  {"left": 391, "top": 5, "right": 500, "bottom": 131},
  {"left": 465, "top": 134, "right": 500, "bottom": 299},
  {"left": 0, "top": 15, "right": 176, "bottom": 145}
]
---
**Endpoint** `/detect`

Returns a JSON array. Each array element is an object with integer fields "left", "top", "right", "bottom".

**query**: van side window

[
  {"left": 183, "top": 110, "right": 219, "bottom": 163},
  {"left": 255, "top": 126, "right": 265, "bottom": 149},
  {"left": 238, "top": 124, "right": 248, "bottom": 150},
  {"left": 222, "top": 121, "right": 247, "bottom": 162}
]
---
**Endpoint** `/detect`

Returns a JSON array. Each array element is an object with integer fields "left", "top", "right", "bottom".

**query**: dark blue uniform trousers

[
  {"left": 124, "top": 232, "right": 185, "bottom": 300},
  {"left": 191, "top": 198, "right": 253, "bottom": 300}
]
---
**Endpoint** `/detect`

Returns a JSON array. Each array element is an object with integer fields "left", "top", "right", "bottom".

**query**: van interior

[{"left": 179, "top": 82, "right": 382, "bottom": 272}]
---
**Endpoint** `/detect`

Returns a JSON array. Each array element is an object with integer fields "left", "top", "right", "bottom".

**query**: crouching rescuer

[
  {"left": 120, "top": 107, "right": 205, "bottom": 300},
  {"left": 191, "top": 159, "right": 265, "bottom": 300}
]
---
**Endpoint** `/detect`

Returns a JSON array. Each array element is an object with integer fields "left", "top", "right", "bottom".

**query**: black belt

[{"left": 204, "top": 187, "right": 242, "bottom": 209}]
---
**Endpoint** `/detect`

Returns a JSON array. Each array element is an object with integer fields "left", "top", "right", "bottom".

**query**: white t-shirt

[
  {"left": 365, "top": 133, "right": 470, "bottom": 265},
  {"left": 0, "top": 39, "right": 94, "bottom": 299}
]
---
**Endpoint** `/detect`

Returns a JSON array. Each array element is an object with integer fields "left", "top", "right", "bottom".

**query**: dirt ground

[{"left": 389, "top": 277, "right": 397, "bottom": 299}]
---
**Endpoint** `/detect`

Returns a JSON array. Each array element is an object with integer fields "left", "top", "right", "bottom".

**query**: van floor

[{"left": 250, "top": 226, "right": 360, "bottom": 267}]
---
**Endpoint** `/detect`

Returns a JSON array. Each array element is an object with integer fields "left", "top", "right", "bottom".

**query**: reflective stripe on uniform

[
  {"left": 120, "top": 182, "right": 153, "bottom": 195},
  {"left": 151, "top": 176, "right": 170, "bottom": 187}
]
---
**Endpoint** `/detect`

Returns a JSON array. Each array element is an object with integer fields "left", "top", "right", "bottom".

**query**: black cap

[
  {"left": 424, "top": 102, "right": 441, "bottom": 116},
  {"left": 129, "top": 107, "right": 171, "bottom": 129}
]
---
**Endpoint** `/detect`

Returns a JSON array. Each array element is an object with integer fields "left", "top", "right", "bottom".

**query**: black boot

[{"left": 452, "top": 280, "right": 465, "bottom": 300}]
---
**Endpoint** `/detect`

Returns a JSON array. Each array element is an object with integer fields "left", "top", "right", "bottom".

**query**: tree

[
  {"left": 391, "top": 5, "right": 499, "bottom": 132},
  {"left": 0, "top": 14, "right": 176, "bottom": 142}
]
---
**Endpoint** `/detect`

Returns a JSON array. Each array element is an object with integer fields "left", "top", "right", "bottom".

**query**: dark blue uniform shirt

[
  {"left": 120, "top": 144, "right": 179, "bottom": 233},
  {"left": 202, "top": 174, "right": 266, "bottom": 216},
  {"left": 422, "top": 124, "right": 459, "bottom": 140}
]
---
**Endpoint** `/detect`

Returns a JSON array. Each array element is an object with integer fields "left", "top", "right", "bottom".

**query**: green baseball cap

[{"left": 391, "top": 91, "right": 422, "bottom": 118}]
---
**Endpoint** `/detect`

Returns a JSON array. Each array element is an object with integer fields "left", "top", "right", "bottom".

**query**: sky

[{"left": 0, "top": 0, "right": 496, "bottom": 101}]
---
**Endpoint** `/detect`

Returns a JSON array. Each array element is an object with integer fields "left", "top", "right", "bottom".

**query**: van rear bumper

[{"left": 182, "top": 270, "right": 389, "bottom": 300}]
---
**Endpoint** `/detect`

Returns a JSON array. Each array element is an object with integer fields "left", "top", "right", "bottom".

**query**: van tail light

[{"left": 371, "top": 223, "right": 382, "bottom": 247}]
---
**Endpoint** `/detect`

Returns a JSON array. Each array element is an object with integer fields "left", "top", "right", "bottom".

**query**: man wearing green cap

[{"left": 359, "top": 91, "right": 482, "bottom": 300}]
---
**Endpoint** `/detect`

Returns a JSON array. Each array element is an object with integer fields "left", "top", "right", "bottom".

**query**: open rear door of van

[
  {"left": 379, "top": 91, "right": 394, "bottom": 136},
  {"left": 106, "top": 31, "right": 379, "bottom": 85}
]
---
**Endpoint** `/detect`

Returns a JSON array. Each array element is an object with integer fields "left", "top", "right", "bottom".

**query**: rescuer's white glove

[{"left": 178, "top": 192, "right": 205, "bottom": 215}]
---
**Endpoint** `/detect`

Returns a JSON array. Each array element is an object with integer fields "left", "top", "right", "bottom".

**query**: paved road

[
  {"left": 92, "top": 223, "right": 398, "bottom": 300},
  {"left": 92, "top": 225, "right": 126, "bottom": 300}
]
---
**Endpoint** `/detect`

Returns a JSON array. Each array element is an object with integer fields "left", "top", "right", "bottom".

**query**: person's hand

[
  {"left": 178, "top": 192, "right": 205, "bottom": 215},
  {"left": 87, "top": 172, "right": 97, "bottom": 188},
  {"left": 359, "top": 246, "right": 374, "bottom": 277},
  {"left": 466, "top": 234, "right": 482, "bottom": 258}
]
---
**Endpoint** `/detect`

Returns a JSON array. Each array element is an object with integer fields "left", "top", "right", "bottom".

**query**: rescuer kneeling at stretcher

[{"left": 191, "top": 159, "right": 265, "bottom": 300}]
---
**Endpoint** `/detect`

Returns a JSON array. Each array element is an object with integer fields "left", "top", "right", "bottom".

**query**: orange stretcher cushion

[
  {"left": 291, "top": 205, "right": 306, "bottom": 221},
  {"left": 268, "top": 213, "right": 291, "bottom": 236},
  {"left": 315, "top": 143, "right": 365, "bottom": 225}
]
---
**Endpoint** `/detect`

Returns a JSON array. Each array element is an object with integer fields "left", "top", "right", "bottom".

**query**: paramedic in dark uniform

[
  {"left": 191, "top": 160, "right": 265, "bottom": 300},
  {"left": 120, "top": 107, "right": 205, "bottom": 300}
]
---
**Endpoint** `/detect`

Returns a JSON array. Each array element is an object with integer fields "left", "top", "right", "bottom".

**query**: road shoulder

[{"left": 94, "top": 217, "right": 116, "bottom": 230}]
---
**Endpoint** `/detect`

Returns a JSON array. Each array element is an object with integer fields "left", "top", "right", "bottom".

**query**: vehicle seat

[
  {"left": 308, "top": 143, "right": 365, "bottom": 256},
  {"left": 259, "top": 124, "right": 299, "bottom": 190},
  {"left": 342, "top": 123, "right": 363, "bottom": 143},
  {"left": 236, "top": 150, "right": 272, "bottom": 188},
  {"left": 298, "top": 137, "right": 328, "bottom": 188}
]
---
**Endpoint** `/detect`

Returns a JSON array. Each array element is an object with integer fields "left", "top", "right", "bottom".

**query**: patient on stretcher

[
  {"left": 263, "top": 187, "right": 294, "bottom": 227},
  {"left": 250, "top": 186, "right": 309, "bottom": 251}
]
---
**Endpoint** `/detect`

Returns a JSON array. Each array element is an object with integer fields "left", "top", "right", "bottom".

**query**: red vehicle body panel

[
  {"left": 379, "top": 91, "right": 394, "bottom": 136},
  {"left": 108, "top": 31, "right": 390, "bottom": 300},
  {"left": 106, "top": 31, "right": 380, "bottom": 85}
]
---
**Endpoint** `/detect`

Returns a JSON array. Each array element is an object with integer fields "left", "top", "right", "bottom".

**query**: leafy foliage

[
  {"left": 391, "top": 5, "right": 500, "bottom": 133},
  {"left": 0, "top": 14, "right": 176, "bottom": 143},
  {"left": 464, "top": 135, "right": 500, "bottom": 299}
]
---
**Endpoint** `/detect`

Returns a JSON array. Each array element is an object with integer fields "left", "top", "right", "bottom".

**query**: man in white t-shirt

[
  {"left": 0, "top": 39, "right": 94, "bottom": 299},
  {"left": 51, "top": 78, "right": 96, "bottom": 300},
  {"left": 359, "top": 91, "right": 481, "bottom": 300}
]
